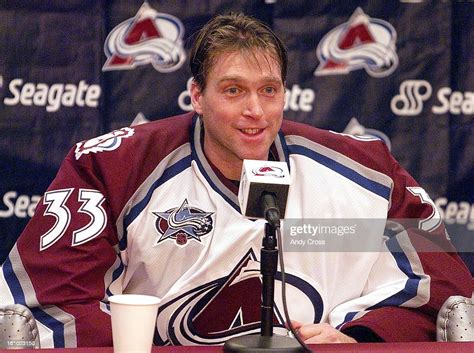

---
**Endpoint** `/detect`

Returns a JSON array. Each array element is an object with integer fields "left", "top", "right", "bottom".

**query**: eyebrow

[{"left": 218, "top": 76, "right": 282, "bottom": 85}]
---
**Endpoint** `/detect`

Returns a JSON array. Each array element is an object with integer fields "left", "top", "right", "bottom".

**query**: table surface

[{"left": 1, "top": 341, "right": 473, "bottom": 352}]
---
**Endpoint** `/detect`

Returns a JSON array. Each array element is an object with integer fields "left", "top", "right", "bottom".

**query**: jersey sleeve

[
  {"left": 331, "top": 144, "right": 473, "bottom": 341},
  {"left": 0, "top": 151, "right": 121, "bottom": 348}
]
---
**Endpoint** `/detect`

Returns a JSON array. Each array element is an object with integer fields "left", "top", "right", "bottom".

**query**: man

[{"left": 0, "top": 13, "right": 471, "bottom": 347}]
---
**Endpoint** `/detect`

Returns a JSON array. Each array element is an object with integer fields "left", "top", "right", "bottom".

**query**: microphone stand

[
  {"left": 223, "top": 221, "right": 304, "bottom": 352},
  {"left": 261, "top": 222, "right": 279, "bottom": 337}
]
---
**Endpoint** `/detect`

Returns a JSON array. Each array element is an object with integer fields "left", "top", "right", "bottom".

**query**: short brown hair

[{"left": 190, "top": 13, "right": 287, "bottom": 90}]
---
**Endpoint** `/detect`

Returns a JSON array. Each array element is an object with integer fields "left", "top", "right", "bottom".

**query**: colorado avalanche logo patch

[
  {"left": 252, "top": 166, "right": 285, "bottom": 178},
  {"left": 155, "top": 248, "right": 323, "bottom": 345},
  {"left": 103, "top": 2, "right": 186, "bottom": 73},
  {"left": 153, "top": 199, "right": 214, "bottom": 246},
  {"left": 74, "top": 127, "right": 135, "bottom": 160},
  {"left": 315, "top": 7, "right": 398, "bottom": 77}
]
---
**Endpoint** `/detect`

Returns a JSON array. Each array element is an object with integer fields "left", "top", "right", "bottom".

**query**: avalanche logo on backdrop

[
  {"left": 154, "top": 249, "right": 323, "bottom": 345},
  {"left": 74, "top": 127, "right": 135, "bottom": 160},
  {"left": 342, "top": 117, "right": 392, "bottom": 150},
  {"left": 103, "top": 2, "right": 186, "bottom": 72},
  {"left": 153, "top": 199, "right": 214, "bottom": 246},
  {"left": 315, "top": 7, "right": 398, "bottom": 78}
]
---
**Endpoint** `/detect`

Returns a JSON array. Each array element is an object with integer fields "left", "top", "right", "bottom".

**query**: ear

[{"left": 190, "top": 80, "right": 203, "bottom": 114}]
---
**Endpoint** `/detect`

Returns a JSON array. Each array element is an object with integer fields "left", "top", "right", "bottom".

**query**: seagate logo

[
  {"left": 391, "top": 80, "right": 473, "bottom": 116},
  {"left": 2, "top": 78, "right": 101, "bottom": 113},
  {"left": 391, "top": 80, "right": 432, "bottom": 116}
]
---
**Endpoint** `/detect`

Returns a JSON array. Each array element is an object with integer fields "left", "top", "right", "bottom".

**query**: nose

[{"left": 242, "top": 92, "right": 264, "bottom": 119}]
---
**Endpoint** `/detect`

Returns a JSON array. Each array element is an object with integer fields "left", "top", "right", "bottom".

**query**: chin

[
  {"left": 241, "top": 153, "right": 268, "bottom": 161},
  {"left": 238, "top": 146, "right": 272, "bottom": 162}
]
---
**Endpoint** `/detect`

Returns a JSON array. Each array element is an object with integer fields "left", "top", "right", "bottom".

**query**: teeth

[{"left": 241, "top": 128, "right": 260, "bottom": 135}]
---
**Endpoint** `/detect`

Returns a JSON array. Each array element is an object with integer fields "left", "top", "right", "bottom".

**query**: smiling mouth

[{"left": 240, "top": 128, "right": 263, "bottom": 135}]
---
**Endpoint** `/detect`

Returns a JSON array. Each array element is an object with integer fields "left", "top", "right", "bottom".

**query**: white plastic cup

[{"left": 109, "top": 294, "right": 160, "bottom": 353}]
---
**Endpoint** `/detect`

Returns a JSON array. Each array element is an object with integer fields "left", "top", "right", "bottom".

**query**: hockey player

[{"left": 1, "top": 13, "right": 471, "bottom": 347}]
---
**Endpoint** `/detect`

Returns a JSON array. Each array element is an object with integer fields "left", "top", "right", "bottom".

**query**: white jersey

[{"left": 1, "top": 112, "right": 471, "bottom": 347}]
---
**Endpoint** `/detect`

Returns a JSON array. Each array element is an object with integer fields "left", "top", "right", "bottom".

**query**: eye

[
  {"left": 261, "top": 86, "right": 277, "bottom": 96},
  {"left": 225, "top": 86, "right": 242, "bottom": 96}
]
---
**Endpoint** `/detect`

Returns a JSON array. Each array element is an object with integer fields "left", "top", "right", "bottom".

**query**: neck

[
  {"left": 204, "top": 148, "right": 243, "bottom": 181},
  {"left": 218, "top": 163, "right": 242, "bottom": 181}
]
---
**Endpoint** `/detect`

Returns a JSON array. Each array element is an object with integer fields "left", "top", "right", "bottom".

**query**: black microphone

[
  {"left": 238, "top": 160, "right": 291, "bottom": 224},
  {"left": 260, "top": 191, "right": 281, "bottom": 227}
]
